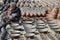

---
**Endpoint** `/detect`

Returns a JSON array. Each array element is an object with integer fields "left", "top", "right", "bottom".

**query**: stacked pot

[
  {"left": 23, "top": 18, "right": 39, "bottom": 40},
  {"left": 47, "top": 19, "right": 60, "bottom": 33},
  {"left": 36, "top": 19, "right": 48, "bottom": 33}
]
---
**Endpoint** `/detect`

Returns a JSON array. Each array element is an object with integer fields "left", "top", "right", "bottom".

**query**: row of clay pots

[
  {"left": 19, "top": 0, "right": 60, "bottom": 8},
  {"left": 21, "top": 12, "right": 46, "bottom": 17},
  {"left": 20, "top": 6, "right": 60, "bottom": 19}
]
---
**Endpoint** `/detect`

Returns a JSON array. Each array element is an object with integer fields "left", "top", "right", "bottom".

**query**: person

[
  {"left": 7, "top": 2, "right": 21, "bottom": 22},
  {"left": 5, "top": 2, "right": 21, "bottom": 40}
]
